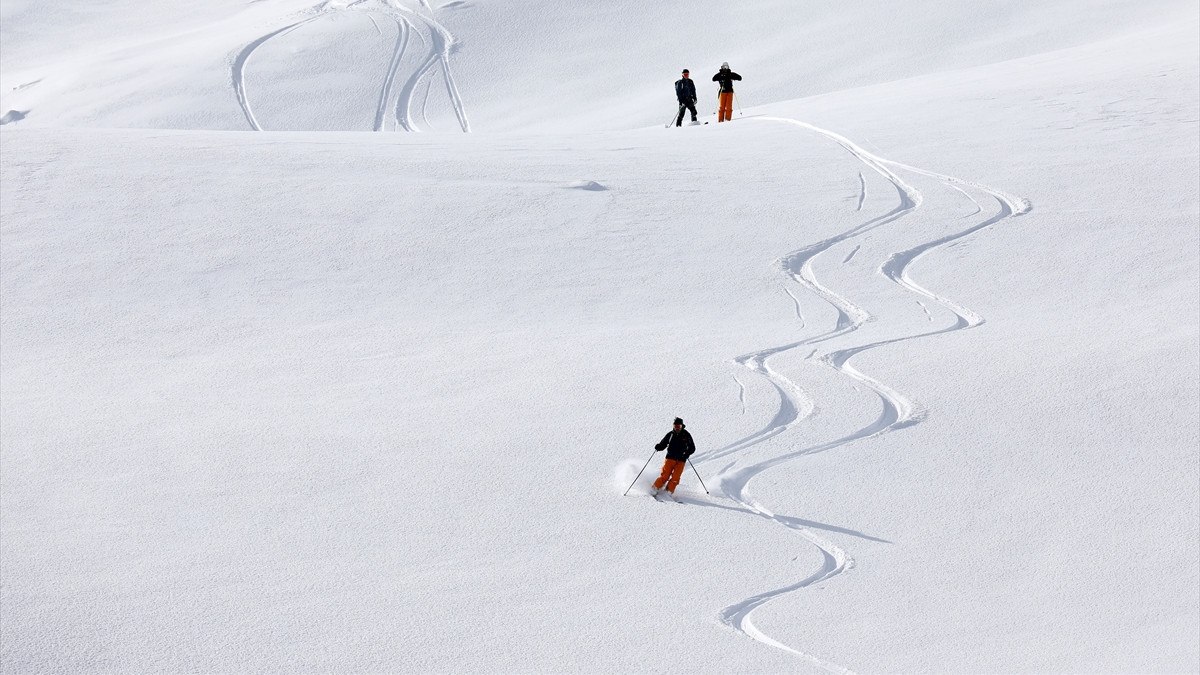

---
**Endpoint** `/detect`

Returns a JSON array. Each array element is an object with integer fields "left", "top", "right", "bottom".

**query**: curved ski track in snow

[
  {"left": 384, "top": 1, "right": 471, "bottom": 132},
  {"left": 699, "top": 142, "right": 921, "bottom": 468},
  {"left": 698, "top": 116, "right": 1029, "bottom": 671},
  {"left": 373, "top": 14, "right": 412, "bottom": 131},
  {"left": 233, "top": 17, "right": 323, "bottom": 131},
  {"left": 389, "top": 8, "right": 439, "bottom": 132},
  {"left": 232, "top": 1, "right": 470, "bottom": 132}
]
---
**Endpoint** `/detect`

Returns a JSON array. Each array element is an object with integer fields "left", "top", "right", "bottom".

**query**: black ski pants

[{"left": 675, "top": 101, "right": 698, "bottom": 126}]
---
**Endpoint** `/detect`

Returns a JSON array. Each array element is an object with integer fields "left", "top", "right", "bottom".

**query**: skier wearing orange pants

[
  {"left": 712, "top": 62, "right": 742, "bottom": 123},
  {"left": 717, "top": 92, "right": 735, "bottom": 123},
  {"left": 652, "top": 417, "right": 696, "bottom": 495}
]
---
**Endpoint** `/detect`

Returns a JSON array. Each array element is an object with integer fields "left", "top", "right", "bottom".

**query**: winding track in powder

[
  {"left": 232, "top": 1, "right": 470, "bottom": 132},
  {"left": 695, "top": 117, "right": 1029, "bottom": 671},
  {"left": 697, "top": 145, "right": 921, "bottom": 468},
  {"left": 388, "top": 1, "right": 471, "bottom": 132}
]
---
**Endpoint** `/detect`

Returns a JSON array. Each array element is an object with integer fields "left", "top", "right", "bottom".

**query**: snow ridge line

[{"left": 702, "top": 116, "right": 1028, "bottom": 671}]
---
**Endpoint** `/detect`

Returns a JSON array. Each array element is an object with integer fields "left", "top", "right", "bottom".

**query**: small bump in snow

[
  {"left": 0, "top": 110, "right": 28, "bottom": 125},
  {"left": 565, "top": 180, "right": 607, "bottom": 191}
]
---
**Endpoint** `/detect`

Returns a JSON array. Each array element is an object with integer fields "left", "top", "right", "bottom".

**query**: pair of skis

[
  {"left": 623, "top": 450, "right": 709, "bottom": 501},
  {"left": 650, "top": 489, "right": 683, "bottom": 504}
]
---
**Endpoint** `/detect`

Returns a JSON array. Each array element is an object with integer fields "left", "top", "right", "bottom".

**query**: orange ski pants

[
  {"left": 654, "top": 458, "right": 687, "bottom": 493},
  {"left": 718, "top": 92, "right": 734, "bottom": 122}
]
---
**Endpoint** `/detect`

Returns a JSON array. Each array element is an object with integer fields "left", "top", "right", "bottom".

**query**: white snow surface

[{"left": 2, "top": 1, "right": 1199, "bottom": 672}]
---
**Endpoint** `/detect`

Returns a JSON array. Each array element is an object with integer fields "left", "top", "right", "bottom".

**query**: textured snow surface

[{"left": 2, "top": 1, "right": 1198, "bottom": 672}]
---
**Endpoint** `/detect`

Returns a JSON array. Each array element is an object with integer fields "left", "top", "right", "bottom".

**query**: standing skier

[
  {"left": 651, "top": 417, "right": 696, "bottom": 495},
  {"left": 712, "top": 62, "right": 741, "bottom": 123},
  {"left": 674, "top": 69, "right": 698, "bottom": 127}
]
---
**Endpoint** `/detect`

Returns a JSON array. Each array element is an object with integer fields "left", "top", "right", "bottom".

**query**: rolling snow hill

[{"left": 2, "top": 1, "right": 1198, "bottom": 672}]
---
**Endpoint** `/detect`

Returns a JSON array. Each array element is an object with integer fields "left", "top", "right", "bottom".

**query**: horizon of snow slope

[
  {"left": 2, "top": 1, "right": 1198, "bottom": 673},
  {"left": 0, "top": 0, "right": 1195, "bottom": 132}
]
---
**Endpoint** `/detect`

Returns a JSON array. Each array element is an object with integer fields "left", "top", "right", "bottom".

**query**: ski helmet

[{"left": 721, "top": 61, "right": 729, "bottom": 69}]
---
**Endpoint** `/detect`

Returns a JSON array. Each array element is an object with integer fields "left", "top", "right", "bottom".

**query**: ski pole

[
  {"left": 686, "top": 459, "right": 709, "bottom": 494},
  {"left": 734, "top": 92, "right": 744, "bottom": 116},
  {"left": 623, "top": 449, "right": 659, "bottom": 496}
]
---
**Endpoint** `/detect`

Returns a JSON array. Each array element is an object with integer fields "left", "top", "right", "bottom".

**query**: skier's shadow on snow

[{"left": 675, "top": 495, "right": 892, "bottom": 544}]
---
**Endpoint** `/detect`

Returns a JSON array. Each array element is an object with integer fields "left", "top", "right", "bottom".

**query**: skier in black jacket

[
  {"left": 674, "top": 69, "right": 698, "bottom": 127},
  {"left": 712, "top": 62, "right": 741, "bottom": 123},
  {"left": 651, "top": 417, "right": 696, "bottom": 495}
]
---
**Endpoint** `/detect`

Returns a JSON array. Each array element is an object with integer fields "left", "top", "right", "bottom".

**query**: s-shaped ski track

[{"left": 700, "top": 116, "right": 1029, "bottom": 672}]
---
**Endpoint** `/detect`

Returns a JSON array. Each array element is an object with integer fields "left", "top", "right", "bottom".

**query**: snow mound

[
  {"left": 0, "top": 110, "right": 27, "bottom": 125},
  {"left": 564, "top": 180, "right": 607, "bottom": 191}
]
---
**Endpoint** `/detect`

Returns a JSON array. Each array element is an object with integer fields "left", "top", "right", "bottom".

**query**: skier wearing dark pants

[
  {"left": 712, "top": 62, "right": 741, "bottom": 122},
  {"left": 674, "top": 69, "right": 698, "bottom": 127},
  {"left": 652, "top": 417, "right": 696, "bottom": 494}
]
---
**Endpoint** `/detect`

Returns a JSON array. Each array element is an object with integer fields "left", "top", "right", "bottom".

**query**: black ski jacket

[
  {"left": 712, "top": 69, "right": 742, "bottom": 93},
  {"left": 655, "top": 427, "right": 696, "bottom": 461},
  {"left": 675, "top": 78, "right": 697, "bottom": 103}
]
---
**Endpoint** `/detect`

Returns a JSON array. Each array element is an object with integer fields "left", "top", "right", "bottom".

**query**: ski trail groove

[
  {"left": 375, "top": 1, "right": 470, "bottom": 132},
  {"left": 366, "top": 13, "right": 384, "bottom": 35},
  {"left": 232, "top": 16, "right": 323, "bottom": 131},
  {"left": 392, "top": 37, "right": 438, "bottom": 131},
  {"left": 699, "top": 141, "right": 922, "bottom": 468},
  {"left": 418, "top": 72, "right": 434, "bottom": 129},
  {"left": 428, "top": 15, "right": 471, "bottom": 132},
  {"left": 699, "top": 116, "right": 1029, "bottom": 671},
  {"left": 716, "top": 499, "right": 853, "bottom": 675},
  {"left": 232, "top": 1, "right": 469, "bottom": 133},
  {"left": 784, "top": 285, "right": 806, "bottom": 326},
  {"left": 373, "top": 15, "right": 411, "bottom": 131},
  {"left": 389, "top": 2, "right": 470, "bottom": 132}
]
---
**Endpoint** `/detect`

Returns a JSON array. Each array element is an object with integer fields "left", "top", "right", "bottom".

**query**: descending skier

[
  {"left": 712, "top": 62, "right": 741, "bottom": 123},
  {"left": 674, "top": 69, "right": 698, "bottom": 127},
  {"left": 651, "top": 418, "right": 696, "bottom": 496}
]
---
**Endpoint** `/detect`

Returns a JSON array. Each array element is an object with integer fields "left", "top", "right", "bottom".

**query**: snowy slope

[
  {"left": 1, "top": 0, "right": 1195, "bottom": 132},
  {"left": 2, "top": 1, "right": 1198, "bottom": 673}
]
